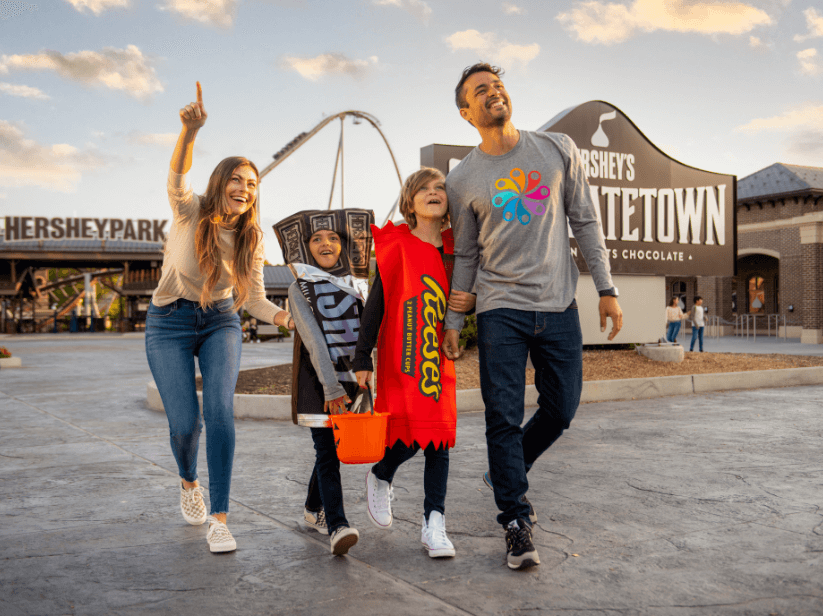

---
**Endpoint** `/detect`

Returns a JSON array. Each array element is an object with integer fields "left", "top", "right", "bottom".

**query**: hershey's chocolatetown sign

[
  {"left": 3, "top": 217, "right": 168, "bottom": 243},
  {"left": 422, "top": 101, "right": 736, "bottom": 277}
]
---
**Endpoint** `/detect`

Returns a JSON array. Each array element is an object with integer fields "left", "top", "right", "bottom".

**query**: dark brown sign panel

[
  {"left": 3, "top": 217, "right": 168, "bottom": 243},
  {"left": 422, "top": 101, "right": 737, "bottom": 277}
]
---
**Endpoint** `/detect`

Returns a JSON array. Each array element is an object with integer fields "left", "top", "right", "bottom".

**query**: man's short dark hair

[
  {"left": 694, "top": 295, "right": 703, "bottom": 303},
  {"left": 455, "top": 62, "right": 504, "bottom": 109}
]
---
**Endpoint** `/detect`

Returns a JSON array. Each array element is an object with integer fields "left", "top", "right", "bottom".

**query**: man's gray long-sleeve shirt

[{"left": 444, "top": 130, "right": 614, "bottom": 331}]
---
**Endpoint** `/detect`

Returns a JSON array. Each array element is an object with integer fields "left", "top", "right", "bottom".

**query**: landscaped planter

[{"left": 0, "top": 357, "right": 22, "bottom": 368}]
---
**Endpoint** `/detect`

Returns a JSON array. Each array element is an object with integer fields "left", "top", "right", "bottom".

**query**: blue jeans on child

[
  {"left": 666, "top": 321, "right": 681, "bottom": 342},
  {"left": 477, "top": 307, "right": 582, "bottom": 527},
  {"left": 145, "top": 298, "right": 242, "bottom": 515},
  {"left": 309, "top": 427, "right": 349, "bottom": 534},
  {"left": 372, "top": 440, "right": 449, "bottom": 519},
  {"left": 690, "top": 326, "right": 704, "bottom": 352}
]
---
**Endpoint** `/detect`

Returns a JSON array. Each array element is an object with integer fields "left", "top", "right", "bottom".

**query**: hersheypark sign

[{"left": 2, "top": 216, "right": 168, "bottom": 243}]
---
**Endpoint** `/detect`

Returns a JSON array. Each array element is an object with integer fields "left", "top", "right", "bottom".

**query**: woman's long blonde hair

[{"left": 194, "top": 156, "right": 262, "bottom": 311}]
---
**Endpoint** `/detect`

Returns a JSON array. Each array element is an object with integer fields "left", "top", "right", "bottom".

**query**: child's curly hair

[{"left": 399, "top": 167, "right": 449, "bottom": 230}]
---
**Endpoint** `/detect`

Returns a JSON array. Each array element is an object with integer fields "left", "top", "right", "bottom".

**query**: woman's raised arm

[{"left": 170, "top": 81, "right": 208, "bottom": 175}]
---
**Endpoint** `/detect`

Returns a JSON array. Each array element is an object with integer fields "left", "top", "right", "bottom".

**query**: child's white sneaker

[
  {"left": 206, "top": 517, "right": 237, "bottom": 553},
  {"left": 180, "top": 482, "right": 207, "bottom": 525},
  {"left": 330, "top": 526, "right": 359, "bottom": 556},
  {"left": 366, "top": 470, "right": 394, "bottom": 529},
  {"left": 421, "top": 511, "right": 455, "bottom": 558}
]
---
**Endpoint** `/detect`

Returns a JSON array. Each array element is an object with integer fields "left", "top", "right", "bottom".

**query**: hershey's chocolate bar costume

[{"left": 273, "top": 209, "right": 374, "bottom": 424}]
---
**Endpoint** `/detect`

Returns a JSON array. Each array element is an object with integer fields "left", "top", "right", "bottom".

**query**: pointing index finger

[{"left": 196, "top": 81, "right": 203, "bottom": 105}]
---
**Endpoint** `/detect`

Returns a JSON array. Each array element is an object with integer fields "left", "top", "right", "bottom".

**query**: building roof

[
  {"left": 263, "top": 265, "right": 294, "bottom": 290},
  {"left": 0, "top": 238, "right": 163, "bottom": 253},
  {"left": 738, "top": 163, "right": 823, "bottom": 201}
]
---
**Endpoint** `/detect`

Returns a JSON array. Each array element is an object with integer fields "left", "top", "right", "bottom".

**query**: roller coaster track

[{"left": 258, "top": 110, "right": 404, "bottom": 223}]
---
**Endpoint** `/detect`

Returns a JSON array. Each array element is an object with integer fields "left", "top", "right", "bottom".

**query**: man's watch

[{"left": 599, "top": 287, "right": 619, "bottom": 298}]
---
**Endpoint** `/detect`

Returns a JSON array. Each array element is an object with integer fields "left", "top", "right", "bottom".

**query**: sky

[{"left": 1, "top": 0, "right": 821, "bottom": 263}]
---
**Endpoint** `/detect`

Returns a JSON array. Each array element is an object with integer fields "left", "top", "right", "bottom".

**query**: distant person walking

[
  {"left": 665, "top": 297, "right": 685, "bottom": 343},
  {"left": 689, "top": 296, "right": 705, "bottom": 352},
  {"left": 441, "top": 63, "right": 623, "bottom": 570},
  {"left": 145, "top": 82, "right": 292, "bottom": 554}
]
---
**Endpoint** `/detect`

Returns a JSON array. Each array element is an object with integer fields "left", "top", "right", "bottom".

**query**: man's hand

[
  {"left": 599, "top": 296, "right": 623, "bottom": 341},
  {"left": 324, "top": 394, "right": 351, "bottom": 415},
  {"left": 355, "top": 370, "right": 372, "bottom": 389},
  {"left": 442, "top": 329, "right": 462, "bottom": 360},
  {"left": 180, "top": 82, "right": 207, "bottom": 131},
  {"left": 447, "top": 290, "right": 476, "bottom": 314}
]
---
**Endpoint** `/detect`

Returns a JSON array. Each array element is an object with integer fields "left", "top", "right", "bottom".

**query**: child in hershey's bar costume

[
  {"left": 273, "top": 209, "right": 374, "bottom": 556},
  {"left": 353, "top": 167, "right": 476, "bottom": 558}
]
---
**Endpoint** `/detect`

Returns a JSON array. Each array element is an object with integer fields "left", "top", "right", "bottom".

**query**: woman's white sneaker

[
  {"left": 206, "top": 517, "right": 237, "bottom": 553},
  {"left": 180, "top": 482, "right": 207, "bottom": 525},
  {"left": 421, "top": 511, "right": 455, "bottom": 558},
  {"left": 366, "top": 470, "right": 394, "bottom": 529}
]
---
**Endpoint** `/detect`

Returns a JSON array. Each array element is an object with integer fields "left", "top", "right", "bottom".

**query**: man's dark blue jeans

[{"left": 477, "top": 307, "right": 583, "bottom": 527}]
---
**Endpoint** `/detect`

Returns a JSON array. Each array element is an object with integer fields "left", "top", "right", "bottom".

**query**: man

[
  {"left": 689, "top": 296, "right": 705, "bottom": 352},
  {"left": 442, "top": 63, "right": 623, "bottom": 570}
]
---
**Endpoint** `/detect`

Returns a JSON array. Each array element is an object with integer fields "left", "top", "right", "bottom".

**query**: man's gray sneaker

[
  {"left": 505, "top": 518, "right": 539, "bottom": 570},
  {"left": 483, "top": 472, "right": 538, "bottom": 524}
]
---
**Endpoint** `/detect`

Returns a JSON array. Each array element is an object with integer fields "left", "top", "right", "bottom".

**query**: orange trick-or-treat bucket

[{"left": 332, "top": 412, "right": 389, "bottom": 464}]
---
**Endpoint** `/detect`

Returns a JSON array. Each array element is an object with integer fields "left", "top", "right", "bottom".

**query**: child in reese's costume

[
  {"left": 353, "top": 167, "right": 476, "bottom": 558},
  {"left": 274, "top": 209, "right": 374, "bottom": 556}
]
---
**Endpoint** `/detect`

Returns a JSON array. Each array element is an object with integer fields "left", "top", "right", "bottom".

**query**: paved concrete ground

[{"left": 2, "top": 335, "right": 822, "bottom": 615}]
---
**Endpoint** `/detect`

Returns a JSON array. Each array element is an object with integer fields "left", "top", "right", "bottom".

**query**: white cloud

[
  {"left": 125, "top": 131, "right": 178, "bottom": 147},
  {"left": 373, "top": 0, "right": 431, "bottom": 22},
  {"left": 794, "top": 7, "right": 823, "bottom": 42},
  {"left": 158, "top": 0, "right": 238, "bottom": 27},
  {"left": 64, "top": 0, "right": 130, "bottom": 15},
  {"left": 797, "top": 47, "right": 822, "bottom": 75},
  {"left": 502, "top": 2, "right": 524, "bottom": 14},
  {"left": 280, "top": 53, "right": 379, "bottom": 81},
  {"left": 736, "top": 103, "right": 823, "bottom": 132},
  {"left": 0, "top": 45, "right": 163, "bottom": 100},
  {"left": 749, "top": 35, "right": 762, "bottom": 47},
  {"left": 0, "top": 1, "right": 37, "bottom": 20},
  {"left": 0, "top": 82, "right": 49, "bottom": 99},
  {"left": 556, "top": 0, "right": 772, "bottom": 45},
  {"left": 445, "top": 30, "right": 540, "bottom": 67},
  {"left": 737, "top": 104, "right": 823, "bottom": 161},
  {"left": 0, "top": 121, "right": 106, "bottom": 192}
]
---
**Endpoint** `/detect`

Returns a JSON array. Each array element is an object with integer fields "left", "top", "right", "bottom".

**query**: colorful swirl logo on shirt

[{"left": 493, "top": 168, "right": 550, "bottom": 226}]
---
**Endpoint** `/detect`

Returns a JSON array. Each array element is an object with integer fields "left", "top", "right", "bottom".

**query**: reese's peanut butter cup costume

[
  {"left": 372, "top": 221, "right": 457, "bottom": 449},
  {"left": 273, "top": 209, "right": 374, "bottom": 424}
]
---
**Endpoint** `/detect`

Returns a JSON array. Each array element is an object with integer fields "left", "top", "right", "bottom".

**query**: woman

[
  {"left": 665, "top": 296, "right": 685, "bottom": 343},
  {"left": 145, "top": 82, "right": 292, "bottom": 553}
]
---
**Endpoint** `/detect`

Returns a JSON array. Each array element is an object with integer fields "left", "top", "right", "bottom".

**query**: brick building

[{"left": 673, "top": 163, "right": 823, "bottom": 342}]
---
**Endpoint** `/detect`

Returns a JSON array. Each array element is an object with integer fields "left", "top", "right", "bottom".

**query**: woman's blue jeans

[
  {"left": 145, "top": 298, "right": 242, "bottom": 515},
  {"left": 666, "top": 321, "right": 681, "bottom": 342},
  {"left": 477, "top": 307, "right": 582, "bottom": 527}
]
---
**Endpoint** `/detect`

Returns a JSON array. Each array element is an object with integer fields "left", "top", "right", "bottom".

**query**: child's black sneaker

[{"left": 505, "top": 518, "right": 539, "bottom": 570}]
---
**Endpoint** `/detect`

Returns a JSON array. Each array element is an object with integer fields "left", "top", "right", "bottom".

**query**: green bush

[{"left": 459, "top": 314, "right": 478, "bottom": 350}]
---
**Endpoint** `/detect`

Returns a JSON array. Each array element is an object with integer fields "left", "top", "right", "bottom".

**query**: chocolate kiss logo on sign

[{"left": 538, "top": 101, "right": 736, "bottom": 277}]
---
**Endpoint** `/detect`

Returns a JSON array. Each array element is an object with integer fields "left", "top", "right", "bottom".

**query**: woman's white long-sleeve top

[{"left": 151, "top": 170, "right": 283, "bottom": 325}]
